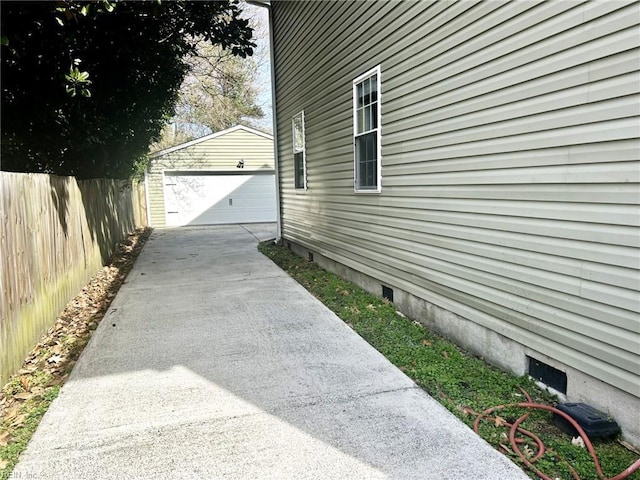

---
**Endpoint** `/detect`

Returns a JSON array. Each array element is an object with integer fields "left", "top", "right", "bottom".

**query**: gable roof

[{"left": 150, "top": 125, "right": 273, "bottom": 159}]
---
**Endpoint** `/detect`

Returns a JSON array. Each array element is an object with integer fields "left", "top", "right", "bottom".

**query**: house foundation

[{"left": 286, "top": 239, "right": 640, "bottom": 448}]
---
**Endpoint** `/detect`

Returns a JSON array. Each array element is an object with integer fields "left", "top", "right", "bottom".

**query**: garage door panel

[{"left": 164, "top": 174, "right": 276, "bottom": 226}]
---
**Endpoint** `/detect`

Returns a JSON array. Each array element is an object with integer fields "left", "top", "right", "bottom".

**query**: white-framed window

[
  {"left": 292, "top": 111, "right": 306, "bottom": 190},
  {"left": 353, "top": 65, "right": 381, "bottom": 192}
]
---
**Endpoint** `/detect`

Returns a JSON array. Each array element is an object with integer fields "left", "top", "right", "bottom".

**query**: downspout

[
  {"left": 266, "top": 2, "right": 282, "bottom": 242},
  {"left": 247, "top": 0, "right": 281, "bottom": 242}
]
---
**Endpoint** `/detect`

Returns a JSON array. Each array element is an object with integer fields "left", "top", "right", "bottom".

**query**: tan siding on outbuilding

[
  {"left": 272, "top": 0, "right": 639, "bottom": 406},
  {"left": 146, "top": 126, "right": 274, "bottom": 227}
]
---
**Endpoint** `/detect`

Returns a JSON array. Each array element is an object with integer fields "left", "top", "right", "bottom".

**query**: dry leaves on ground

[{"left": 0, "top": 227, "right": 152, "bottom": 444}]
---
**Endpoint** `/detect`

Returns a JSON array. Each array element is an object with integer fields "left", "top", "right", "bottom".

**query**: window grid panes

[
  {"left": 355, "top": 74, "right": 377, "bottom": 135},
  {"left": 294, "top": 152, "right": 304, "bottom": 189},
  {"left": 292, "top": 112, "right": 306, "bottom": 190},
  {"left": 354, "top": 68, "right": 380, "bottom": 191}
]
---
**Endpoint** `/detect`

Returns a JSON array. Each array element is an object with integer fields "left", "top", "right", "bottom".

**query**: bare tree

[{"left": 151, "top": 3, "right": 270, "bottom": 152}]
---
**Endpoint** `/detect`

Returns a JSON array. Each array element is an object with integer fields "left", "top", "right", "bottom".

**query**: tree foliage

[
  {"left": 153, "top": 6, "right": 269, "bottom": 152},
  {"left": 1, "top": 1, "right": 255, "bottom": 179},
  {"left": 179, "top": 42, "right": 264, "bottom": 132},
  {"left": 152, "top": 41, "right": 264, "bottom": 152}
]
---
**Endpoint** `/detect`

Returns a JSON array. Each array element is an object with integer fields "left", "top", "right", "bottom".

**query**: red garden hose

[{"left": 469, "top": 388, "right": 640, "bottom": 480}]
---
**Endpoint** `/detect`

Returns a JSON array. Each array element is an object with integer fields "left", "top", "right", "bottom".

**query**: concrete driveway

[{"left": 13, "top": 224, "right": 528, "bottom": 479}]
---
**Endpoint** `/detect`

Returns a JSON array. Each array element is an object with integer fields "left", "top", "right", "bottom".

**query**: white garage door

[{"left": 164, "top": 173, "right": 277, "bottom": 227}]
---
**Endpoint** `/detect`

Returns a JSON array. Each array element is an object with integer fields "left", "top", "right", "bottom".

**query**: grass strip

[{"left": 259, "top": 240, "right": 640, "bottom": 480}]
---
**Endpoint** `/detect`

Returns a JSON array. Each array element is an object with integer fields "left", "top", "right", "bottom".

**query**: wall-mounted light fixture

[{"left": 236, "top": 159, "right": 245, "bottom": 168}]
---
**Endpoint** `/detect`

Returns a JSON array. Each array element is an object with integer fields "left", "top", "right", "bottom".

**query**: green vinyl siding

[{"left": 271, "top": 0, "right": 640, "bottom": 404}]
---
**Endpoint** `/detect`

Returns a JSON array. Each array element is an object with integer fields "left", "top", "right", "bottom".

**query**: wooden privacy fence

[{"left": 0, "top": 172, "right": 148, "bottom": 385}]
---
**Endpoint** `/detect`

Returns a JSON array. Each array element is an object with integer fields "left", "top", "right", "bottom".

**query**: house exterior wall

[
  {"left": 146, "top": 127, "right": 274, "bottom": 227},
  {"left": 271, "top": 0, "right": 640, "bottom": 441}
]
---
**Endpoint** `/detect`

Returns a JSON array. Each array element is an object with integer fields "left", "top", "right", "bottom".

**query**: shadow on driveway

[{"left": 13, "top": 223, "right": 528, "bottom": 480}]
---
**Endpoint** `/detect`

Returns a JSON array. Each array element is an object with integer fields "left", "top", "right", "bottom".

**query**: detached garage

[{"left": 145, "top": 125, "right": 276, "bottom": 227}]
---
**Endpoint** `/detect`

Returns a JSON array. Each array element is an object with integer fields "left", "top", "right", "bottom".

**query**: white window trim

[
  {"left": 353, "top": 65, "right": 382, "bottom": 194},
  {"left": 292, "top": 110, "right": 307, "bottom": 190}
]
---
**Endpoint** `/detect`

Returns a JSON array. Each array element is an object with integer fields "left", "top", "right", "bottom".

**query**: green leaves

[
  {"left": 102, "top": 2, "right": 115, "bottom": 14},
  {"left": 1, "top": 1, "right": 256, "bottom": 179},
  {"left": 54, "top": 1, "right": 114, "bottom": 26},
  {"left": 64, "top": 65, "right": 92, "bottom": 98}
]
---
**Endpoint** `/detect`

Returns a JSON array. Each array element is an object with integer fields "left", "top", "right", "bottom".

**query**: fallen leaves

[
  {"left": 2, "top": 407, "right": 19, "bottom": 423},
  {"left": 16, "top": 367, "right": 36, "bottom": 376},
  {"left": 18, "top": 377, "right": 29, "bottom": 392},
  {"left": 12, "top": 393, "right": 32, "bottom": 402},
  {"left": 46, "top": 355, "right": 64, "bottom": 365},
  {"left": 0, "top": 227, "right": 152, "bottom": 474},
  {"left": 572, "top": 436, "right": 586, "bottom": 449},
  {"left": 30, "top": 387, "right": 44, "bottom": 396},
  {"left": 499, "top": 444, "right": 514, "bottom": 455},
  {"left": 522, "top": 444, "right": 535, "bottom": 459},
  {"left": 10, "top": 414, "right": 26, "bottom": 428}
]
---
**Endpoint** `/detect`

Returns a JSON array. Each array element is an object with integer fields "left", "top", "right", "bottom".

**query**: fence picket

[{"left": 0, "top": 172, "right": 147, "bottom": 385}]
